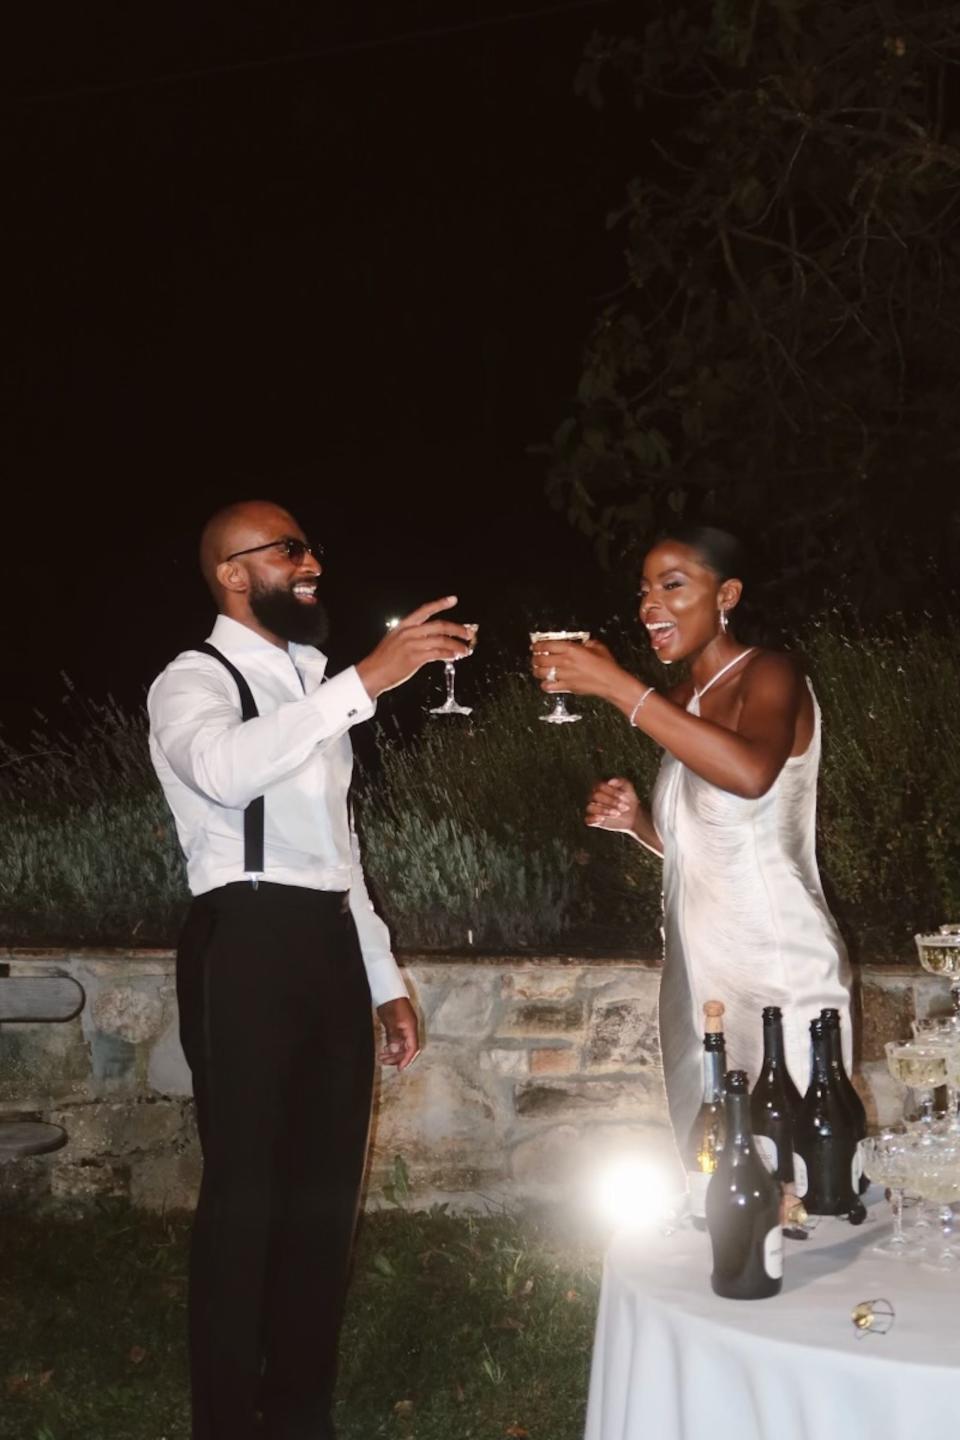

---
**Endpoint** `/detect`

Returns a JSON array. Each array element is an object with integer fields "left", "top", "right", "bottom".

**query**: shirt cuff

[
  {"left": 364, "top": 954, "right": 410, "bottom": 1009},
  {"left": 318, "top": 665, "right": 377, "bottom": 726}
]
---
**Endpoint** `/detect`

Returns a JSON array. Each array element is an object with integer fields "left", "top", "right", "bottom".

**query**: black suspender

[{"left": 197, "top": 642, "right": 265, "bottom": 877}]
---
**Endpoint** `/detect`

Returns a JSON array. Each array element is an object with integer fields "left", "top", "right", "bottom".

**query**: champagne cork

[{"left": 703, "top": 1000, "right": 725, "bottom": 1034}]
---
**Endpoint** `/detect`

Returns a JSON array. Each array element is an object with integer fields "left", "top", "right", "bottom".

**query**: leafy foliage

[
  {"left": 545, "top": 1, "right": 960, "bottom": 611},
  {"left": 0, "top": 614, "right": 955, "bottom": 958}
]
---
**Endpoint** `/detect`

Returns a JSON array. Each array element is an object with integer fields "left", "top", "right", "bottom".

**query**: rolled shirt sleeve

[{"left": 348, "top": 820, "right": 409, "bottom": 1008}]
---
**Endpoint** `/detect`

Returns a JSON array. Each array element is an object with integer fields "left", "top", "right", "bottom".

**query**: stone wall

[{"left": 0, "top": 949, "right": 949, "bottom": 1214}]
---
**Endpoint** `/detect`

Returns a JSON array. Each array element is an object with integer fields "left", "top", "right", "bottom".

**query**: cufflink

[{"left": 347, "top": 708, "right": 357, "bottom": 718}]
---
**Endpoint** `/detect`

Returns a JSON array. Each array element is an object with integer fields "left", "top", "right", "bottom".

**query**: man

[{"left": 148, "top": 499, "right": 474, "bottom": 1440}]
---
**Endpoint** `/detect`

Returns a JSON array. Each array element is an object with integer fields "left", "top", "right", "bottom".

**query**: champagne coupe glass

[
  {"left": 915, "top": 926, "right": 960, "bottom": 1019},
  {"left": 913, "top": 1140, "right": 960, "bottom": 1272},
  {"left": 529, "top": 630, "right": 590, "bottom": 724},
  {"left": 859, "top": 1133, "right": 916, "bottom": 1260},
  {"left": 430, "top": 623, "right": 478, "bottom": 717},
  {"left": 912, "top": 1017, "right": 960, "bottom": 1130},
  {"left": 885, "top": 1040, "right": 948, "bottom": 1126}
]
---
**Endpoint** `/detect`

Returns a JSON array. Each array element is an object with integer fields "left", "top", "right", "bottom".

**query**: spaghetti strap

[{"left": 694, "top": 647, "right": 756, "bottom": 701}]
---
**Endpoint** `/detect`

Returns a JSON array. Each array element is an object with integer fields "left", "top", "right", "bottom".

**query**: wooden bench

[{"left": 0, "top": 966, "right": 85, "bottom": 1161}]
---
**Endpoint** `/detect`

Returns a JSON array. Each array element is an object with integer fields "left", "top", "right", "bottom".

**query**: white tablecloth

[{"left": 585, "top": 1190, "right": 960, "bottom": 1440}]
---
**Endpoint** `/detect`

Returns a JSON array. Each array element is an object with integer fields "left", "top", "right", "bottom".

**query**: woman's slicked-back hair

[{"left": 653, "top": 523, "right": 747, "bottom": 584}]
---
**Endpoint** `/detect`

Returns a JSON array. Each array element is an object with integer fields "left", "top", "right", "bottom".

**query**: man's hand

[
  {"left": 377, "top": 997, "right": 421, "bottom": 1071},
  {"left": 357, "top": 597, "right": 476, "bottom": 699}
]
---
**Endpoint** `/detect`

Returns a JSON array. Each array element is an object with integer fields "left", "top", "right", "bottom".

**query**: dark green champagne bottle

[
  {"left": 820, "top": 1007, "right": 869, "bottom": 1193},
  {"left": 683, "top": 1001, "right": 726, "bottom": 1231},
  {"left": 750, "top": 1006, "right": 803, "bottom": 1189},
  {"left": 705, "top": 1070, "right": 783, "bottom": 1300},
  {"left": 795, "top": 1017, "right": 866, "bottom": 1223}
]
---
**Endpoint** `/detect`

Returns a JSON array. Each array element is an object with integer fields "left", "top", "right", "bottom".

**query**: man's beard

[{"left": 249, "top": 579, "right": 330, "bottom": 646}]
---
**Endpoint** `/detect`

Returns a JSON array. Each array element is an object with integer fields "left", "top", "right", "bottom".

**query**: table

[{"left": 585, "top": 1190, "right": 960, "bottom": 1440}]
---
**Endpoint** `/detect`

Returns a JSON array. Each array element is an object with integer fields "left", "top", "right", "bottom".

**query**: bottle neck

[
  {"left": 824, "top": 1023, "right": 846, "bottom": 1073},
  {"left": 761, "top": 1020, "right": 786, "bottom": 1070},
  {"left": 723, "top": 1090, "right": 754, "bottom": 1148},
  {"left": 702, "top": 1047, "right": 725, "bottom": 1104},
  {"left": 810, "top": 1030, "right": 833, "bottom": 1084}
]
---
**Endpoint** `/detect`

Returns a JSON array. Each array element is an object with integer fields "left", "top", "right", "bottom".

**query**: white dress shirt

[{"left": 147, "top": 614, "right": 408, "bottom": 1009}]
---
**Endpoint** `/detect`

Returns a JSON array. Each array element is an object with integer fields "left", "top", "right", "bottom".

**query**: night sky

[{"left": 7, "top": 0, "right": 643, "bottom": 735}]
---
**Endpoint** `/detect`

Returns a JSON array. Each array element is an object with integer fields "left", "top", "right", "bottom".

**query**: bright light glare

[
  {"left": 593, "top": 1157, "right": 674, "bottom": 1231},
  {"left": 385, "top": 617, "right": 400, "bottom": 630}
]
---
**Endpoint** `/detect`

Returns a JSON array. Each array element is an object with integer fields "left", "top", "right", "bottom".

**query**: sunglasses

[{"left": 225, "top": 537, "right": 324, "bottom": 565}]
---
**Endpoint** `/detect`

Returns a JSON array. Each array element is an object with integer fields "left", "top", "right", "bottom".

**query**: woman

[{"left": 530, "top": 525, "right": 852, "bottom": 1151}]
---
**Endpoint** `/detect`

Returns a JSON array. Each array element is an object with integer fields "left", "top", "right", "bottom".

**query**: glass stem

[
  {"left": 891, "top": 1187, "right": 905, "bottom": 1245},
  {"left": 917, "top": 1087, "right": 935, "bottom": 1122},
  {"left": 444, "top": 661, "right": 456, "bottom": 704}
]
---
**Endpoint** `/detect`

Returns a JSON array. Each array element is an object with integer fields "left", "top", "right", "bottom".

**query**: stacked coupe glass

[{"left": 862, "top": 927, "right": 960, "bottom": 1271}]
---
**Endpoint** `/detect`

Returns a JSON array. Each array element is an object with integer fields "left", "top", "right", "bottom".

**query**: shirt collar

[{"left": 207, "top": 614, "right": 328, "bottom": 676}]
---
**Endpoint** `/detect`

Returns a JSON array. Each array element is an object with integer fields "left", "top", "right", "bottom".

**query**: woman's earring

[{"left": 719, "top": 609, "right": 728, "bottom": 633}]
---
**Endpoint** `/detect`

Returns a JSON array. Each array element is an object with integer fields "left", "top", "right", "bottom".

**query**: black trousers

[{"left": 177, "top": 882, "right": 375, "bottom": 1440}]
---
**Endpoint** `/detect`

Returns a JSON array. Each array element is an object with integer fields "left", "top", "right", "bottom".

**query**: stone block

[
  {"left": 509, "top": 1125, "right": 580, "bottom": 1190},
  {"left": 530, "top": 1047, "right": 577, "bottom": 1076},
  {"left": 501, "top": 969, "right": 578, "bottom": 1002},
  {"left": 129, "top": 1147, "right": 202, "bottom": 1213},
  {"left": 582, "top": 970, "right": 661, "bottom": 1005},
  {"left": 77, "top": 955, "right": 175, "bottom": 977},
  {"left": 498, "top": 1001, "right": 586, "bottom": 1038},
  {"left": 857, "top": 1061, "right": 906, "bottom": 1129},
  {"left": 585, "top": 1001, "right": 660, "bottom": 1073},
  {"left": 50, "top": 1160, "right": 129, "bottom": 1202},
  {"left": 429, "top": 979, "right": 497, "bottom": 1038},
  {"left": 0, "top": 1020, "right": 91, "bottom": 1104},
  {"left": 370, "top": 1044, "right": 501, "bottom": 1165},
  {"left": 914, "top": 974, "right": 958, "bottom": 1021},
  {"left": 478, "top": 1047, "right": 529, "bottom": 1078},
  {"left": 91, "top": 986, "right": 164, "bottom": 1044},
  {"left": 406, "top": 966, "right": 478, "bottom": 1024},
  {"left": 859, "top": 982, "right": 915, "bottom": 1062},
  {"left": 90, "top": 1031, "right": 137, "bottom": 1085},
  {"left": 48, "top": 1100, "right": 190, "bottom": 1159},
  {"left": 0, "top": 1154, "right": 51, "bottom": 1212},
  {"left": 147, "top": 1019, "right": 192, "bottom": 1097},
  {"left": 515, "top": 1075, "right": 662, "bottom": 1123}
]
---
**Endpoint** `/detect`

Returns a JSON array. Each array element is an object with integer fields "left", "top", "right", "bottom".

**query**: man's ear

[{"left": 216, "top": 560, "right": 249, "bottom": 594}]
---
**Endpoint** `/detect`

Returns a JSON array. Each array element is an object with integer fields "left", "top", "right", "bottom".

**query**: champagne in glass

[
  {"left": 885, "top": 1040, "right": 947, "bottom": 1125},
  {"left": 915, "top": 928, "right": 960, "bottom": 1019},
  {"left": 430, "top": 623, "right": 478, "bottom": 716},
  {"left": 529, "top": 630, "right": 590, "bottom": 724}
]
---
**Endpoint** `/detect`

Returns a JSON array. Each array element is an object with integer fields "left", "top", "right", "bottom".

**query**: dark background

[{"left": 6, "top": 0, "right": 643, "bottom": 735}]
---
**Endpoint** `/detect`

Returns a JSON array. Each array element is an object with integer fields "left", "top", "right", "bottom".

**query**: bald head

[{"left": 199, "top": 500, "right": 301, "bottom": 603}]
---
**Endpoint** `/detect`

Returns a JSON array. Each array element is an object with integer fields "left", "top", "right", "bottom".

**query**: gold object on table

[
  {"left": 851, "top": 1298, "right": 895, "bottom": 1337},
  {"left": 784, "top": 1196, "right": 808, "bottom": 1227}
]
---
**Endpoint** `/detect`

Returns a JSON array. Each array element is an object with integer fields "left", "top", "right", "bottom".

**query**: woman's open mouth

[{"left": 646, "top": 621, "right": 677, "bottom": 653}]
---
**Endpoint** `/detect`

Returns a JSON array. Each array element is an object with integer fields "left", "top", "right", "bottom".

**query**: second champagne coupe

[
  {"left": 530, "top": 630, "right": 590, "bottom": 724},
  {"left": 885, "top": 1040, "right": 948, "bottom": 1125},
  {"left": 430, "top": 623, "right": 478, "bottom": 716}
]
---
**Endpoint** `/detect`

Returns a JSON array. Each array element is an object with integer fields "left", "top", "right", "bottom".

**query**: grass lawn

[{"left": 0, "top": 1203, "right": 601, "bottom": 1440}]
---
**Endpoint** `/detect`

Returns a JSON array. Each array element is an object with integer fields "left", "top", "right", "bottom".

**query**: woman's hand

[
  {"left": 585, "top": 777, "right": 641, "bottom": 834},
  {"left": 529, "top": 637, "right": 624, "bottom": 698}
]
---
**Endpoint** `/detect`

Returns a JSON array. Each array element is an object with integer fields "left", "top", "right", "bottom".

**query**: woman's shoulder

[{"left": 739, "top": 646, "right": 808, "bottom": 698}]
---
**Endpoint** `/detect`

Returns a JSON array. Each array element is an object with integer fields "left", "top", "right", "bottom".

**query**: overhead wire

[{"left": 11, "top": 0, "right": 619, "bottom": 107}]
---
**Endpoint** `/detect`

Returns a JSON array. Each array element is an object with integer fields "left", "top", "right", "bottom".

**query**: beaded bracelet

[{"left": 628, "top": 687, "right": 655, "bottom": 727}]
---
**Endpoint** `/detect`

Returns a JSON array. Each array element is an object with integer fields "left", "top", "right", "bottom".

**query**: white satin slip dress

[{"left": 651, "top": 651, "right": 853, "bottom": 1149}]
